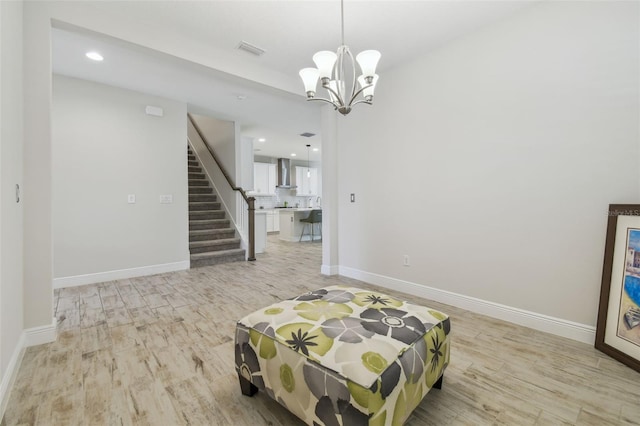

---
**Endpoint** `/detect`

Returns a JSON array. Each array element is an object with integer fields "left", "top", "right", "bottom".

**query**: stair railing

[{"left": 187, "top": 113, "right": 256, "bottom": 261}]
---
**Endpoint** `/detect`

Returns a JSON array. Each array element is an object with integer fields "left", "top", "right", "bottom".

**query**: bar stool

[{"left": 299, "top": 209, "right": 322, "bottom": 242}]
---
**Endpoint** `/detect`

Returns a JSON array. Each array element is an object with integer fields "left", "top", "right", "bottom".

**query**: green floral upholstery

[{"left": 235, "top": 285, "right": 450, "bottom": 425}]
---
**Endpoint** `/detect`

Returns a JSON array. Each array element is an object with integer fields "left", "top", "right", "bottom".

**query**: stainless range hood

[{"left": 277, "top": 158, "right": 297, "bottom": 189}]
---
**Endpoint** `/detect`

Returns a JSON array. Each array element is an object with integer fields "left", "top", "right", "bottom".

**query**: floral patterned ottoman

[{"left": 234, "top": 285, "right": 450, "bottom": 425}]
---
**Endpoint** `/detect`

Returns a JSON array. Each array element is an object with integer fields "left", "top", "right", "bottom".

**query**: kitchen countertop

[
  {"left": 257, "top": 207, "right": 319, "bottom": 212},
  {"left": 273, "top": 207, "right": 317, "bottom": 212}
]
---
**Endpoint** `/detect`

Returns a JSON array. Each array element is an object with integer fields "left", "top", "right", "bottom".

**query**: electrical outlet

[
  {"left": 127, "top": 194, "right": 136, "bottom": 204},
  {"left": 160, "top": 194, "right": 173, "bottom": 204},
  {"left": 403, "top": 255, "right": 410, "bottom": 266}
]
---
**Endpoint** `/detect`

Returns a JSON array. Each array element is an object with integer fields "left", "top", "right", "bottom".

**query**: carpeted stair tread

[
  {"left": 189, "top": 219, "right": 230, "bottom": 230},
  {"left": 190, "top": 249, "right": 246, "bottom": 267},
  {"left": 189, "top": 201, "right": 221, "bottom": 211},
  {"left": 189, "top": 237, "right": 240, "bottom": 248},
  {"left": 189, "top": 228, "right": 235, "bottom": 241},
  {"left": 189, "top": 194, "right": 217, "bottom": 202},
  {"left": 190, "top": 248, "right": 245, "bottom": 259},
  {"left": 189, "top": 211, "right": 226, "bottom": 220},
  {"left": 189, "top": 238, "right": 241, "bottom": 253},
  {"left": 189, "top": 187, "right": 214, "bottom": 194}
]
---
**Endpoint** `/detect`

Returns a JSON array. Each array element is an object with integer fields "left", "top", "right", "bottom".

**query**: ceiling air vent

[
  {"left": 300, "top": 132, "right": 316, "bottom": 138},
  {"left": 237, "top": 41, "right": 266, "bottom": 57}
]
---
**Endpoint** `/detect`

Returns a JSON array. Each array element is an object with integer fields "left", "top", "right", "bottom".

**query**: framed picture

[{"left": 595, "top": 204, "right": 640, "bottom": 373}]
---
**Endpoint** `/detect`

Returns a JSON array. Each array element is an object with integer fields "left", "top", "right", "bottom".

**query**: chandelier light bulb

[
  {"left": 313, "top": 51, "right": 338, "bottom": 80},
  {"left": 299, "top": 68, "right": 320, "bottom": 97},
  {"left": 356, "top": 50, "right": 381, "bottom": 79}
]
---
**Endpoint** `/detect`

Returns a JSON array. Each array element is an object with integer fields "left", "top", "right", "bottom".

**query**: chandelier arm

[
  {"left": 335, "top": 47, "right": 345, "bottom": 106},
  {"left": 306, "top": 97, "right": 340, "bottom": 110},
  {"left": 347, "top": 83, "right": 373, "bottom": 106},
  {"left": 341, "top": 47, "right": 358, "bottom": 103},
  {"left": 324, "top": 83, "right": 345, "bottom": 107},
  {"left": 350, "top": 99, "right": 373, "bottom": 107},
  {"left": 350, "top": 59, "right": 358, "bottom": 102}
]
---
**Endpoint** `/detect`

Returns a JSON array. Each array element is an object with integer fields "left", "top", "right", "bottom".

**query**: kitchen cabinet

[
  {"left": 278, "top": 208, "right": 318, "bottom": 242},
  {"left": 266, "top": 210, "right": 279, "bottom": 233},
  {"left": 295, "top": 166, "right": 319, "bottom": 196},
  {"left": 252, "top": 163, "right": 276, "bottom": 195}
]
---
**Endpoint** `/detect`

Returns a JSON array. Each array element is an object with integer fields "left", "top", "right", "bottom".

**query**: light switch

[
  {"left": 160, "top": 194, "right": 173, "bottom": 204},
  {"left": 350, "top": 193, "right": 356, "bottom": 203},
  {"left": 128, "top": 194, "right": 136, "bottom": 204}
]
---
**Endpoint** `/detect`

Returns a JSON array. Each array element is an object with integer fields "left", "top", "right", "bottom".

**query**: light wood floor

[{"left": 3, "top": 235, "right": 640, "bottom": 425}]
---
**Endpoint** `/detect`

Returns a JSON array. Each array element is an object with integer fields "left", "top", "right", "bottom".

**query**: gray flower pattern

[
  {"left": 360, "top": 308, "right": 426, "bottom": 345},
  {"left": 321, "top": 317, "right": 375, "bottom": 343}
]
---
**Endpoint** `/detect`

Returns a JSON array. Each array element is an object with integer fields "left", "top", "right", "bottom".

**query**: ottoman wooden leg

[
  {"left": 239, "top": 375, "right": 258, "bottom": 397},
  {"left": 433, "top": 374, "right": 444, "bottom": 390}
]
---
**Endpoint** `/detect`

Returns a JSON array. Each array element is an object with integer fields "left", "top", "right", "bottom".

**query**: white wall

[
  {"left": 239, "top": 136, "right": 254, "bottom": 190},
  {"left": 0, "top": 0, "right": 24, "bottom": 411},
  {"left": 190, "top": 114, "right": 237, "bottom": 179},
  {"left": 52, "top": 75, "right": 188, "bottom": 283},
  {"left": 337, "top": 1, "right": 639, "bottom": 329}
]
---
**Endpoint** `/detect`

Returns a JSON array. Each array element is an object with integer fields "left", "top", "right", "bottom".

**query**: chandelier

[{"left": 299, "top": 0, "right": 381, "bottom": 116}]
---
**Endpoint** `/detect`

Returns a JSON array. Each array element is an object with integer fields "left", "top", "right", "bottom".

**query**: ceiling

[{"left": 51, "top": 0, "right": 535, "bottom": 161}]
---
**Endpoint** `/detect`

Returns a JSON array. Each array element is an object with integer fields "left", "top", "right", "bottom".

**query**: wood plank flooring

[{"left": 3, "top": 235, "right": 640, "bottom": 425}]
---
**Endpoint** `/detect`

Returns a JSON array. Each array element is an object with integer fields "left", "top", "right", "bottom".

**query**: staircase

[{"left": 188, "top": 145, "right": 246, "bottom": 267}]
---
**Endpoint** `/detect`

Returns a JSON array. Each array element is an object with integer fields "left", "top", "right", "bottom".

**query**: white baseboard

[
  {"left": 321, "top": 264, "right": 339, "bottom": 276},
  {"left": 0, "top": 334, "right": 25, "bottom": 421},
  {"left": 0, "top": 317, "right": 57, "bottom": 420},
  {"left": 53, "top": 260, "right": 190, "bottom": 289},
  {"left": 24, "top": 317, "right": 57, "bottom": 347},
  {"left": 339, "top": 266, "right": 596, "bottom": 345}
]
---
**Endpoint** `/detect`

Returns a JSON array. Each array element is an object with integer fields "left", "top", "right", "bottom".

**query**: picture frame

[{"left": 595, "top": 204, "right": 640, "bottom": 373}]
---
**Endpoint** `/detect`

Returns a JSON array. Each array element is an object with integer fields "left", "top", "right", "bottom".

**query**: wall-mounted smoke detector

[
  {"left": 300, "top": 132, "right": 316, "bottom": 138},
  {"left": 237, "top": 41, "right": 266, "bottom": 57}
]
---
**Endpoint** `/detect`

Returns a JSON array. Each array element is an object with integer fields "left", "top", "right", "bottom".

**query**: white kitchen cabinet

[
  {"left": 279, "top": 210, "right": 295, "bottom": 241},
  {"left": 266, "top": 210, "right": 279, "bottom": 233},
  {"left": 295, "top": 166, "right": 319, "bottom": 196},
  {"left": 253, "top": 163, "right": 276, "bottom": 195}
]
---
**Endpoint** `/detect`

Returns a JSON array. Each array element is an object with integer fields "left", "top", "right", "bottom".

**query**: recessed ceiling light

[
  {"left": 291, "top": 153, "right": 297, "bottom": 157},
  {"left": 313, "top": 148, "right": 319, "bottom": 152},
  {"left": 257, "top": 138, "right": 266, "bottom": 142},
  {"left": 85, "top": 51, "right": 103, "bottom": 61}
]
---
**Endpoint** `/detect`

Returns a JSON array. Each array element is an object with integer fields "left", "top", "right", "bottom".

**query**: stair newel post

[{"left": 247, "top": 196, "right": 256, "bottom": 261}]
